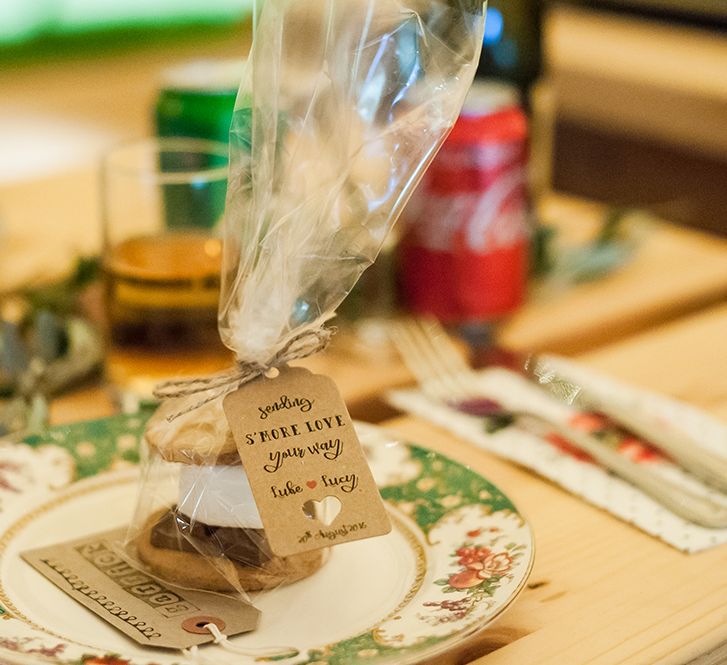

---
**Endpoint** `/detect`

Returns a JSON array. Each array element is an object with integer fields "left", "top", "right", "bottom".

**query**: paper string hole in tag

[{"left": 223, "top": 366, "right": 392, "bottom": 557}]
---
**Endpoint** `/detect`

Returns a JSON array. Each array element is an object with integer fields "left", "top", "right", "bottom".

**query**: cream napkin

[{"left": 388, "top": 359, "right": 727, "bottom": 553}]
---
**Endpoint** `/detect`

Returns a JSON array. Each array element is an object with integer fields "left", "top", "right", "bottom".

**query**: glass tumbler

[{"left": 101, "top": 138, "right": 229, "bottom": 351}]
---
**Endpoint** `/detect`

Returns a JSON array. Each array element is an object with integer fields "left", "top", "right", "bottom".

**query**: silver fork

[{"left": 389, "top": 317, "right": 727, "bottom": 528}]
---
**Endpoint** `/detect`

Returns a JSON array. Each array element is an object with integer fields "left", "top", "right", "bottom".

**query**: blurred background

[
  {"left": 2, "top": 0, "right": 727, "bottom": 432},
  {"left": 4, "top": 0, "right": 727, "bottom": 230},
  {"left": 544, "top": 0, "right": 727, "bottom": 236}
]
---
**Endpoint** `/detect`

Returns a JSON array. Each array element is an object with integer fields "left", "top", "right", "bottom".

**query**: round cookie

[
  {"left": 136, "top": 509, "right": 326, "bottom": 593},
  {"left": 144, "top": 394, "right": 241, "bottom": 465}
]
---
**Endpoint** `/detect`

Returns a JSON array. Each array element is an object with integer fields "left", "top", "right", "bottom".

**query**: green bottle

[
  {"left": 476, "top": 0, "right": 542, "bottom": 96},
  {"left": 155, "top": 59, "right": 242, "bottom": 230}
]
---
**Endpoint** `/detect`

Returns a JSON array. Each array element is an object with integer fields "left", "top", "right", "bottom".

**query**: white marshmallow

[{"left": 178, "top": 465, "right": 264, "bottom": 529}]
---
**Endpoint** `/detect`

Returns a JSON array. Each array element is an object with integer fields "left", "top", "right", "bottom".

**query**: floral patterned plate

[{"left": 0, "top": 420, "right": 533, "bottom": 665}]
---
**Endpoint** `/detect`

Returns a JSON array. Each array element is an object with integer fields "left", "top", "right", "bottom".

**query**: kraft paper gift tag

[
  {"left": 224, "top": 366, "right": 391, "bottom": 557},
  {"left": 22, "top": 528, "right": 260, "bottom": 649}
]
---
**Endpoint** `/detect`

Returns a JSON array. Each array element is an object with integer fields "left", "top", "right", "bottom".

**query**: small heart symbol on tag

[
  {"left": 306, "top": 480, "right": 317, "bottom": 489},
  {"left": 302, "top": 496, "right": 341, "bottom": 526}
]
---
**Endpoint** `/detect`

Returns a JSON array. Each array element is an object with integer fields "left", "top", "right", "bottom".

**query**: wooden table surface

[
  {"left": 21, "top": 295, "right": 727, "bottom": 660},
  {"left": 45, "top": 302, "right": 727, "bottom": 665},
  {"left": 4, "top": 30, "right": 727, "bottom": 665},
  {"left": 385, "top": 305, "right": 727, "bottom": 664},
  {"left": 579, "top": 301, "right": 727, "bottom": 423}
]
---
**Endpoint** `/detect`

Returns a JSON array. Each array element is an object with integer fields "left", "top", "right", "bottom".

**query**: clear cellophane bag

[{"left": 125, "top": 0, "right": 485, "bottom": 603}]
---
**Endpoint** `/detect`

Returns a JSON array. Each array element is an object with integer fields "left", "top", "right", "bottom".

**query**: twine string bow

[{"left": 153, "top": 327, "right": 334, "bottom": 421}]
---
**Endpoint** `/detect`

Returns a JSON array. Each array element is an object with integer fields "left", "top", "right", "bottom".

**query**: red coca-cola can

[{"left": 399, "top": 81, "right": 529, "bottom": 323}]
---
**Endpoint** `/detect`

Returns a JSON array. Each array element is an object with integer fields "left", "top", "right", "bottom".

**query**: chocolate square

[{"left": 150, "top": 509, "right": 273, "bottom": 567}]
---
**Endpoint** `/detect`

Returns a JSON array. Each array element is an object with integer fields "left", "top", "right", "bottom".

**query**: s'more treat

[{"left": 136, "top": 396, "right": 326, "bottom": 592}]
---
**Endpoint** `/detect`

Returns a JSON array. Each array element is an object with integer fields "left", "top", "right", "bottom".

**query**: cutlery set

[{"left": 390, "top": 317, "right": 727, "bottom": 528}]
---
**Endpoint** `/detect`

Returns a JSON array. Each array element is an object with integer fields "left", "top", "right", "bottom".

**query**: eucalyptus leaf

[
  {"left": 34, "top": 310, "right": 67, "bottom": 363},
  {"left": 0, "top": 256, "right": 104, "bottom": 435},
  {"left": 1, "top": 321, "right": 29, "bottom": 377}
]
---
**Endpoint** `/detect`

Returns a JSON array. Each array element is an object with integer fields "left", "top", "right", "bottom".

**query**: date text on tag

[{"left": 223, "top": 366, "right": 391, "bottom": 557}]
